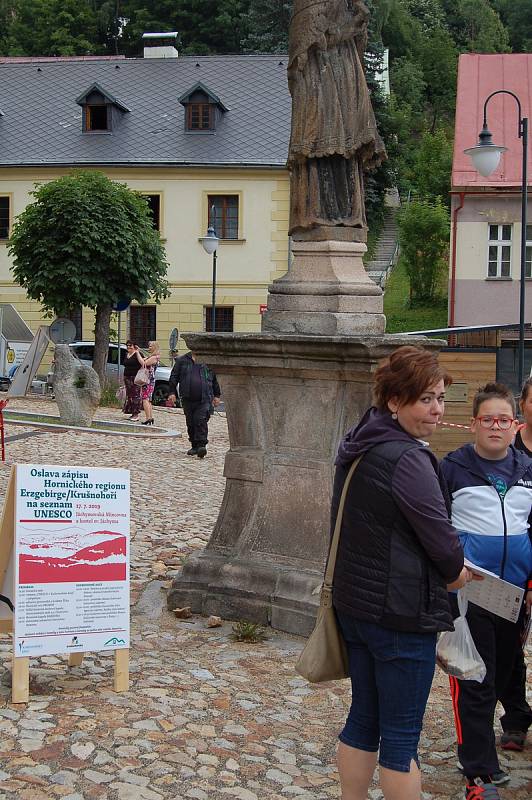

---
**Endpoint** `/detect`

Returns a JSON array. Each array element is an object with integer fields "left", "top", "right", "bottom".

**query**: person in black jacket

[
  {"left": 332, "top": 345, "right": 471, "bottom": 800},
  {"left": 167, "top": 351, "right": 221, "bottom": 458}
]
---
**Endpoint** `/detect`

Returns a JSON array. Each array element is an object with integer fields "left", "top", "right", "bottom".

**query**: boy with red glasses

[{"left": 441, "top": 382, "right": 532, "bottom": 800}]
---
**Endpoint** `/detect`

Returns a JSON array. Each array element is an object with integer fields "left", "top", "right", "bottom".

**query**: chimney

[{"left": 142, "top": 32, "right": 178, "bottom": 59}]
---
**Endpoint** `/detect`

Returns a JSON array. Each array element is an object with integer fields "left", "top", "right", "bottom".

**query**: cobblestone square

[{"left": 0, "top": 399, "right": 530, "bottom": 799}]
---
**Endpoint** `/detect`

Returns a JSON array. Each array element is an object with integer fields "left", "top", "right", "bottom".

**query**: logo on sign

[
  {"left": 7, "top": 348, "right": 15, "bottom": 364},
  {"left": 104, "top": 636, "right": 126, "bottom": 647}
]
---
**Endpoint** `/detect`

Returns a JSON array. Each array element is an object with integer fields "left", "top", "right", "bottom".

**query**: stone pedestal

[
  {"left": 262, "top": 240, "right": 385, "bottom": 335},
  {"left": 167, "top": 332, "right": 435, "bottom": 635}
]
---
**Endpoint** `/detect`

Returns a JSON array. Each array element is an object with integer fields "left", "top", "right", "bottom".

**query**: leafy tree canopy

[
  {"left": 120, "top": 0, "right": 252, "bottom": 55},
  {"left": 8, "top": 171, "right": 169, "bottom": 382}
]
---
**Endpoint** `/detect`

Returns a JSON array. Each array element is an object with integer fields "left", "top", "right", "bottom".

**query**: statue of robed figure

[{"left": 287, "top": 0, "right": 385, "bottom": 242}]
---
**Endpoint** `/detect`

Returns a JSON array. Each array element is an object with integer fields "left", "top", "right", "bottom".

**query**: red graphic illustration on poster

[{"left": 18, "top": 527, "right": 127, "bottom": 583}]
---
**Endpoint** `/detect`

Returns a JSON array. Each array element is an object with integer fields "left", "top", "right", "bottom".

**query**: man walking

[{"left": 167, "top": 351, "right": 221, "bottom": 458}]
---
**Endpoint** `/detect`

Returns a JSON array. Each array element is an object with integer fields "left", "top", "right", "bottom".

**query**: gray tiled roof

[{"left": 0, "top": 55, "right": 291, "bottom": 167}]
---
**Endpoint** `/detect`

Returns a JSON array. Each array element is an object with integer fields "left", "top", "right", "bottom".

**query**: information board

[{"left": 14, "top": 464, "right": 130, "bottom": 657}]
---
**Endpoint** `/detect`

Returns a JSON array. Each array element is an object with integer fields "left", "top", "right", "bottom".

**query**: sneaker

[
  {"left": 465, "top": 778, "right": 501, "bottom": 800},
  {"left": 457, "top": 764, "right": 509, "bottom": 786},
  {"left": 187, "top": 447, "right": 198, "bottom": 456},
  {"left": 196, "top": 446, "right": 207, "bottom": 459},
  {"left": 500, "top": 730, "right": 526, "bottom": 751}
]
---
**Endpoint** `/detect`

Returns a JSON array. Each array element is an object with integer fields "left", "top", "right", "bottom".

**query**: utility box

[{"left": 0, "top": 304, "right": 34, "bottom": 387}]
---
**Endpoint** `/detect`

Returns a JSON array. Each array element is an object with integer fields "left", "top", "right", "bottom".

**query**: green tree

[
  {"left": 390, "top": 57, "right": 426, "bottom": 111},
  {"left": 441, "top": 0, "right": 509, "bottom": 53},
  {"left": 240, "top": 0, "right": 291, "bottom": 53},
  {"left": 397, "top": 198, "right": 449, "bottom": 304},
  {"left": 410, "top": 128, "right": 453, "bottom": 204},
  {"left": 401, "top": 0, "right": 446, "bottom": 33},
  {"left": 491, "top": 0, "right": 532, "bottom": 53},
  {"left": 120, "top": 0, "right": 251, "bottom": 55},
  {"left": 9, "top": 171, "right": 169, "bottom": 384},
  {"left": 1, "top": 0, "right": 104, "bottom": 56},
  {"left": 418, "top": 27, "right": 458, "bottom": 130}
]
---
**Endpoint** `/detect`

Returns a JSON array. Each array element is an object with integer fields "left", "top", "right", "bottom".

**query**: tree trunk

[{"left": 93, "top": 303, "right": 112, "bottom": 387}]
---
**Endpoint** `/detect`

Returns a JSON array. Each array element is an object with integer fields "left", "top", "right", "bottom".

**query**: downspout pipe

[{"left": 449, "top": 191, "right": 465, "bottom": 327}]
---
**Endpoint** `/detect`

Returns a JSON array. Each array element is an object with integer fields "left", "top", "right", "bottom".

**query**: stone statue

[
  {"left": 287, "top": 0, "right": 385, "bottom": 242},
  {"left": 53, "top": 344, "right": 101, "bottom": 427}
]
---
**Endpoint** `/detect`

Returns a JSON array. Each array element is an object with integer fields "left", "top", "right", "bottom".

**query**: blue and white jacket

[{"left": 441, "top": 444, "right": 532, "bottom": 589}]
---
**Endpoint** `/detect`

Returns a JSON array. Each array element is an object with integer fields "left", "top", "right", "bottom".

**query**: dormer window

[
  {"left": 76, "top": 83, "right": 130, "bottom": 134},
  {"left": 86, "top": 102, "right": 109, "bottom": 132},
  {"left": 187, "top": 102, "right": 213, "bottom": 131},
  {"left": 179, "top": 82, "right": 228, "bottom": 134}
]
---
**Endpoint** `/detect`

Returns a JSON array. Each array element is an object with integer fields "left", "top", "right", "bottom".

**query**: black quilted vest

[{"left": 332, "top": 440, "right": 454, "bottom": 633}]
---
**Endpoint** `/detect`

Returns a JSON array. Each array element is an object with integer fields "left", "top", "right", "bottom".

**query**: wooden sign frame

[{"left": 0, "top": 465, "right": 129, "bottom": 702}]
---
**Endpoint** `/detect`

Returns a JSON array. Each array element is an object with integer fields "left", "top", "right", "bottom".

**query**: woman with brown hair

[
  {"left": 122, "top": 340, "right": 144, "bottom": 422},
  {"left": 331, "top": 345, "right": 471, "bottom": 800}
]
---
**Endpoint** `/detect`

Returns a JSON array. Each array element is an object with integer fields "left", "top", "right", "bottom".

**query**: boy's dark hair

[{"left": 472, "top": 382, "right": 516, "bottom": 418}]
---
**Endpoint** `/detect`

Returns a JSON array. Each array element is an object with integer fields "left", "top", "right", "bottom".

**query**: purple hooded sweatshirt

[{"left": 335, "top": 407, "right": 463, "bottom": 583}]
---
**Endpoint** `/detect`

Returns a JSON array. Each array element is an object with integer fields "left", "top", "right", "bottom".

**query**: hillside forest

[{"left": 1, "top": 1, "right": 530, "bottom": 323}]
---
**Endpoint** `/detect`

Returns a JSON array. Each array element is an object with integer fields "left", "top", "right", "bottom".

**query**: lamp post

[
  {"left": 200, "top": 207, "right": 220, "bottom": 332},
  {"left": 464, "top": 90, "right": 529, "bottom": 390}
]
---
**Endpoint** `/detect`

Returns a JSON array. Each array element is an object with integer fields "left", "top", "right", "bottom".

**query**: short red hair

[{"left": 374, "top": 346, "right": 452, "bottom": 412}]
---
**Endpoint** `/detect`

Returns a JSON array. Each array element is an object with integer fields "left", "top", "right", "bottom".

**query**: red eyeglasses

[{"left": 475, "top": 415, "right": 515, "bottom": 430}]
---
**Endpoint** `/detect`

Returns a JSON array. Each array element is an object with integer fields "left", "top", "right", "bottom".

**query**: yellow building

[{"left": 0, "top": 47, "right": 291, "bottom": 360}]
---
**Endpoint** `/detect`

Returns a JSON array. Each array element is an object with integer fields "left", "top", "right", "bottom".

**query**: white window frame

[
  {"left": 526, "top": 224, "right": 532, "bottom": 279},
  {"left": 487, "top": 224, "right": 512, "bottom": 278}
]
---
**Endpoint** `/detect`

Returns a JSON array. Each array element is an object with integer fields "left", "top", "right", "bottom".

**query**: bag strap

[{"left": 323, "top": 455, "right": 362, "bottom": 593}]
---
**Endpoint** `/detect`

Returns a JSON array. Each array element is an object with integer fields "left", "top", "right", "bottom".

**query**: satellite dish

[
  {"left": 49, "top": 318, "right": 77, "bottom": 344},
  {"left": 169, "top": 328, "right": 179, "bottom": 351}
]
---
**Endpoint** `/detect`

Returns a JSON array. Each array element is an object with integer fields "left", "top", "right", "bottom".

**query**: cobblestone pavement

[{"left": 0, "top": 397, "right": 530, "bottom": 800}]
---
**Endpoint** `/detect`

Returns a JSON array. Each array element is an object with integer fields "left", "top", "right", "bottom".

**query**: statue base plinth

[
  {"left": 167, "top": 333, "right": 438, "bottom": 634},
  {"left": 262, "top": 239, "right": 384, "bottom": 335}
]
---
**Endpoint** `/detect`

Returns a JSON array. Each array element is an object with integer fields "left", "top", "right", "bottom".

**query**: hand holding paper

[{"left": 462, "top": 559, "right": 524, "bottom": 623}]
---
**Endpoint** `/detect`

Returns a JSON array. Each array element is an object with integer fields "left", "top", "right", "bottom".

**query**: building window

[
  {"left": 205, "top": 306, "right": 234, "bottom": 332},
  {"left": 208, "top": 195, "right": 239, "bottom": 240},
  {"left": 487, "top": 224, "right": 512, "bottom": 278},
  {"left": 187, "top": 103, "right": 213, "bottom": 131},
  {"left": 67, "top": 307, "right": 82, "bottom": 340},
  {"left": 85, "top": 104, "right": 109, "bottom": 131},
  {"left": 0, "top": 196, "right": 10, "bottom": 239},
  {"left": 140, "top": 194, "right": 162, "bottom": 231},
  {"left": 130, "top": 306, "right": 156, "bottom": 349},
  {"left": 526, "top": 225, "right": 532, "bottom": 279}
]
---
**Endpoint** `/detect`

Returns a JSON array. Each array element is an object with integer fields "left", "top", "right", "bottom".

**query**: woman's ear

[{"left": 387, "top": 397, "right": 399, "bottom": 414}]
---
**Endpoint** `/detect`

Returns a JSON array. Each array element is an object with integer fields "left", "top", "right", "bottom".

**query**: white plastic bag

[{"left": 436, "top": 590, "right": 486, "bottom": 683}]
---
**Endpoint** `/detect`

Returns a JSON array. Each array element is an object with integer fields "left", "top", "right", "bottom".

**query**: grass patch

[
  {"left": 230, "top": 620, "right": 268, "bottom": 643},
  {"left": 99, "top": 384, "right": 122, "bottom": 408},
  {"left": 384, "top": 259, "right": 448, "bottom": 333}
]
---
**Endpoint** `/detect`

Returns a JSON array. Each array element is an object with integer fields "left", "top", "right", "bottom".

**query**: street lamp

[
  {"left": 464, "top": 90, "right": 529, "bottom": 389},
  {"left": 200, "top": 206, "right": 220, "bottom": 332}
]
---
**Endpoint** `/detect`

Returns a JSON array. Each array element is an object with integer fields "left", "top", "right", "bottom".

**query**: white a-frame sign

[{"left": 0, "top": 464, "right": 130, "bottom": 702}]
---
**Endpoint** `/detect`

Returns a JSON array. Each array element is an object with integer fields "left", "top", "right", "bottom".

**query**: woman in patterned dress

[{"left": 141, "top": 341, "right": 161, "bottom": 425}]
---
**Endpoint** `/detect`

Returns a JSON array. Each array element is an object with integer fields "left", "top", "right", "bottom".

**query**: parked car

[{"left": 48, "top": 341, "right": 175, "bottom": 406}]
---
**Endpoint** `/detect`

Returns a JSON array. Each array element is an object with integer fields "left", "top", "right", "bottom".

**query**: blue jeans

[{"left": 337, "top": 613, "right": 437, "bottom": 773}]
